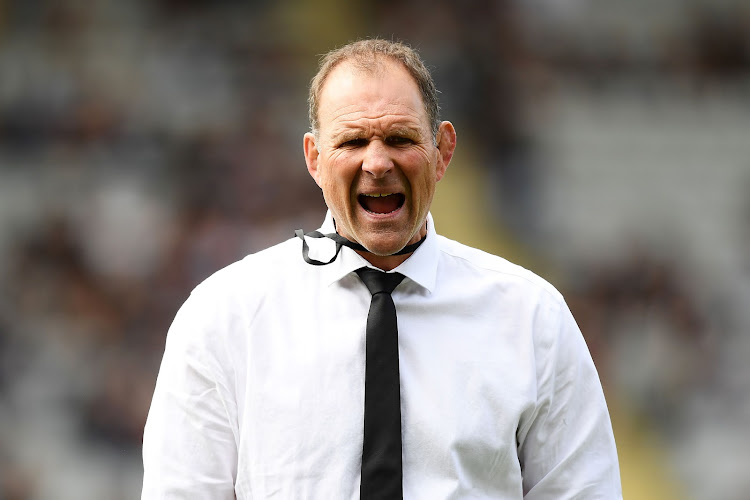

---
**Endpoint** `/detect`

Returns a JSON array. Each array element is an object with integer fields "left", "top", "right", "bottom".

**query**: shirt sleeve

[
  {"left": 142, "top": 291, "right": 239, "bottom": 499},
  {"left": 517, "top": 298, "right": 622, "bottom": 499}
]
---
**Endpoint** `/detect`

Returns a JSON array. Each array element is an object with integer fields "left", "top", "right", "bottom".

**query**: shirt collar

[{"left": 315, "top": 210, "right": 438, "bottom": 293}]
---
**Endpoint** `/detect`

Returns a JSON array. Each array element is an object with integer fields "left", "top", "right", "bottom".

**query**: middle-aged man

[{"left": 142, "top": 39, "right": 622, "bottom": 499}]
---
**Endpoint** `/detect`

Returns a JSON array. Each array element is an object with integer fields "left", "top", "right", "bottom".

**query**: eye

[
  {"left": 385, "top": 135, "right": 414, "bottom": 146},
  {"left": 339, "top": 138, "right": 368, "bottom": 148}
]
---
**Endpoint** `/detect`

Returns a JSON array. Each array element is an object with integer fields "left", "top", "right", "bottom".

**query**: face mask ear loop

[{"left": 295, "top": 229, "right": 344, "bottom": 266}]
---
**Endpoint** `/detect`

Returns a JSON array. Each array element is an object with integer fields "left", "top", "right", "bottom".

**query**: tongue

[{"left": 361, "top": 194, "right": 402, "bottom": 214}]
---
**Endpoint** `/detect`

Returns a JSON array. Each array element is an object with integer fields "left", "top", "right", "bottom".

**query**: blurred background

[{"left": 0, "top": 0, "right": 749, "bottom": 498}]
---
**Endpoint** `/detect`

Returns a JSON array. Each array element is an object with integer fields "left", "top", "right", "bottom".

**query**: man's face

[{"left": 304, "top": 59, "right": 455, "bottom": 260}]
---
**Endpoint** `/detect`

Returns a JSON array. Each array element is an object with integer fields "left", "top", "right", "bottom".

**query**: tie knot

[{"left": 356, "top": 268, "right": 405, "bottom": 296}]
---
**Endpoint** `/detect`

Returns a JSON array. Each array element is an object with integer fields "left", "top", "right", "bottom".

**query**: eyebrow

[
  {"left": 332, "top": 130, "right": 367, "bottom": 144},
  {"left": 387, "top": 127, "right": 421, "bottom": 139}
]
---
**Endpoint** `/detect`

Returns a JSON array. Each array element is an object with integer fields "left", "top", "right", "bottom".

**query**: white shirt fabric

[{"left": 142, "top": 212, "right": 622, "bottom": 499}]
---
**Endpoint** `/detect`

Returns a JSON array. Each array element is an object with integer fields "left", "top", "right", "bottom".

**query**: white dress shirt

[{"left": 142, "top": 212, "right": 622, "bottom": 499}]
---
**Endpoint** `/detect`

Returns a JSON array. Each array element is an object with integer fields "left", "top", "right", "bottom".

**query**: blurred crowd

[{"left": 0, "top": 0, "right": 749, "bottom": 498}]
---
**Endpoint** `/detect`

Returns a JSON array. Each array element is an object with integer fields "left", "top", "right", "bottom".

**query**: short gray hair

[{"left": 308, "top": 39, "right": 440, "bottom": 139}]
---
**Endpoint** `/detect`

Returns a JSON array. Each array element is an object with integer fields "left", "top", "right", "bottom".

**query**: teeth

[{"left": 363, "top": 193, "right": 394, "bottom": 197}]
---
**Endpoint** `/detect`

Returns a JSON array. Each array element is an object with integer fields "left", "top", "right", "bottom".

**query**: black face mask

[{"left": 295, "top": 229, "right": 426, "bottom": 266}]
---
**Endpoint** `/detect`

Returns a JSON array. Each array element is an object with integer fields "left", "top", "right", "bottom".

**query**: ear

[
  {"left": 434, "top": 121, "right": 456, "bottom": 182},
  {"left": 303, "top": 132, "right": 321, "bottom": 186}
]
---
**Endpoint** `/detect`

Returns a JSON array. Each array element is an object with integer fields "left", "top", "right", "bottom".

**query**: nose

[{"left": 361, "top": 140, "right": 393, "bottom": 178}]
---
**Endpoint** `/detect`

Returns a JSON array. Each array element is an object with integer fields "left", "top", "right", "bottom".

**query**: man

[{"left": 142, "top": 39, "right": 622, "bottom": 499}]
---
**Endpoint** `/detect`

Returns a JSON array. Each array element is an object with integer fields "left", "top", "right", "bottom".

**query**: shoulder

[
  {"left": 434, "top": 235, "right": 589, "bottom": 371},
  {"left": 165, "top": 237, "right": 303, "bottom": 357},
  {"left": 435, "top": 234, "right": 564, "bottom": 305}
]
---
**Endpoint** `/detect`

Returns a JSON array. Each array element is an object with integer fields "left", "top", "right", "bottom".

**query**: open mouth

[{"left": 358, "top": 193, "right": 405, "bottom": 214}]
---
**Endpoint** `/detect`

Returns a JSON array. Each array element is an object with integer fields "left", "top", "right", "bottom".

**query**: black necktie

[{"left": 356, "top": 267, "right": 406, "bottom": 500}]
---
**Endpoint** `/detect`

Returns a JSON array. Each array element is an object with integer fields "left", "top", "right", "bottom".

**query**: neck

[{"left": 358, "top": 251, "right": 411, "bottom": 272}]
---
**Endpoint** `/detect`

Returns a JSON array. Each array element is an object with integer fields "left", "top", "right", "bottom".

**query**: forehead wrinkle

[
  {"left": 327, "top": 100, "right": 423, "bottom": 120},
  {"left": 328, "top": 111, "right": 426, "bottom": 134}
]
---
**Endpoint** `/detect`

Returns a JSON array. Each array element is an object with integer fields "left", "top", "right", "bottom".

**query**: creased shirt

[{"left": 142, "top": 212, "right": 622, "bottom": 499}]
